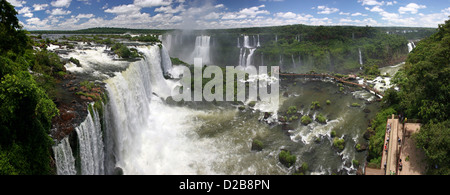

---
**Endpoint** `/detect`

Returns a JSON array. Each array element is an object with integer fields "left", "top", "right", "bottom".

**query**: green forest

[
  {"left": 367, "top": 18, "right": 450, "bottom": 174},
  {"left": 0, "top": 0, "right": 59, "bottom": 174}
]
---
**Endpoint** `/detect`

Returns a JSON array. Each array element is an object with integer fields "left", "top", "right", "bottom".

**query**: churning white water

[
  {"left": 53, "top": 106, "right": 104, "bottom": 175},
  {"left": 104, "top": 45, "right": 221, "bottom": 174},
  {"left": 53, "top": 137, "right": 77, "bottom": 175},
  {"left": 238, "top": 35, "right": 259, "bottom": 67},
  {"left": 192, "top": 36, "right": 211, "bottom": 65},
  {"left": 76, "top": 108, "right": 105, "bottom": 175}
]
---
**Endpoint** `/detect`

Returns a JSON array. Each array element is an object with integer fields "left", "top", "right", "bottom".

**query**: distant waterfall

[
  {"left": 160, "top": 45, "right": 173, "bottom": 77},
  {"left": 192, "top": 35, "right": 211, "bottom": 65},
  {"left": 292, "top": 54, "right": 296, "bottom": 69},
  {"left": 238, "top": 35, "right": 259, "bottom": 67},
  {"left": 358, "top": 48, "right": 363, "bottom": 70},
  {"left": 407, "top": 41, "right": 416, "bottom": 53},
  {"left": 53, "top": 137, "right": 77, "bottom": 175}
]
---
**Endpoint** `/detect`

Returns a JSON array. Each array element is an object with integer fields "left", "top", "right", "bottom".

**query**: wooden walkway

[{"left": 279, "top": 73, "right": 384, "bottom": 98}]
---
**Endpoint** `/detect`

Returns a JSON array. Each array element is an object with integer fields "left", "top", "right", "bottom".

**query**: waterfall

[
  {"left": 160, "top": 44, "right": 173, "bottom": 77},
  {"left": 358, "top": 48, "right": 363, "bottom": 70},
  {"left": 162, "top": 34, "right": 173, "bottom": 52},
  {"left": 243, "top": 36, "right": 251, "bottom": 48},
  {"left": 238, "top": 35, "right": 258, "bottom": 67},
  {"left": 53, "top": 104, "right": 105, "bottom": 175},
  {"left": 237, "top": 37, "right": 240, "bottom": 48},
  {"left": 76, "top": 107, "right": 105, "bottom": 175},
  {"left": 246, "top": 48, "right": 256, "bottom": 67},
  {"left": 257, "top": 35, "right": 261, "bottom": 47},
  {"left": 103, "top": 45, "right": 217, "bottom": 174},
  {"left": 53, "top": 137, "right": 77, "bottom": 175},
  {"left": 407, "top": 41, "right": 416, "bottom": 53},
  {"left": 192, "top": 35, "right": 211, "bottom": 65},
  {"left": 292, "top": 54, "right": 296, "bottom": 69}
]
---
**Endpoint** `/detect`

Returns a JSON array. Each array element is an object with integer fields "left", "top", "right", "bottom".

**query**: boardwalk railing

[{"left": 279, "top": 73, "right": 384, "bottom": 98}]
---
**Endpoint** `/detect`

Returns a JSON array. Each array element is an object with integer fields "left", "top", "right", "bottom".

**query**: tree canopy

[
  {"left": 0, "top": 0, "right": 58, "bottom": 175},
  {"left": 384, "top": 17, "right": 450, "bottom": 174}
]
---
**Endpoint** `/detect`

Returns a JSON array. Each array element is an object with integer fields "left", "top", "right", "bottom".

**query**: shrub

[
  {"left": 311, "top": 101, "right": 321, "bottom": 110},
  {"left": 351, "top": 103, "right": 361, "bottom": 107},
  {"left": 301, "top": 115, "right": 312, "bottom": 125},
  {"left": 330, "top": 131, "right": 336, "bottom": 138},
  {"left": 287, "top": 106, "right": 297, "bottom": 115},
  {"left": 352, "top": 159, "right": 360, "bottom": 167},
  {"left": 316, "top": 114, "right": 327, "bottom": 124},
  {"left": 333, "top": 137, "right": 345, "bottom": 151},
  {"left": 251, "top": 139, "right": 263, "bottom": 151},
  {"left": 326, "top": 100, "right": 331, "bottom": 105},
  {"left": 69, "top": 57, "right": 81, "bottom": 67},
  {"left": 279, "top": 150, "right": 296, "bottom": 167}
]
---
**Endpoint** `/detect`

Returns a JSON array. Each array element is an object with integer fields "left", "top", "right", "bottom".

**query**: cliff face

[{"left": 50, "top": 72, "right": 105, "bottom": 142}]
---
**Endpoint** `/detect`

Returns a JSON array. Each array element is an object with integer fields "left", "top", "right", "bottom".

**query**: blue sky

[{"left": 7, "top": 0, "right": 450, "bottom": 30}]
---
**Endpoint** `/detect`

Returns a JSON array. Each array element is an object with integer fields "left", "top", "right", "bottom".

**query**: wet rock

[
  {"left": 113, "top": 167, "right": 124, "bottom": 175},
  {"left": 264, "top": 112, "right": 271, "bottom": 119},
  {"left": 61, "top": 111, "right": 76, "bottom": 121},
  {"left": 251, "top": 139, "right": 263, "bottom": 151}
]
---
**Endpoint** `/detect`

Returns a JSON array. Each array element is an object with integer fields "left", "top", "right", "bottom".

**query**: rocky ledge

[{"left": 50, "top": 71, "right": 105, "bottom": 142}]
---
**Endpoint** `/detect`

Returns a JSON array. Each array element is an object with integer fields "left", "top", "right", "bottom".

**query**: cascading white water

[
  {"left": 162, "top": 34, "right": 172, "bottom": 52},
  {"left": 192, "top": 35, "right": 211, "bottom": 65},
  {"left": 257, "top": 35, "right": 261, "bottom": 48},
  {"left": 160, "top": 45, "right": 173, "bottom": 77},
  {"left": 407, "top": 41, "right": 416, "bottom": 53},
  {"left": 53, "top": 104, "right": 105, "bottom": 175},
  {"left": 238, "top": 35, "right": 258, "bottom": 67},
  {"left": 237, "top": 37, "right": 240, "bottom": 48},
  {"left": 358, "top": 48, "right": 363, "bottom": 70},
  {"left": 246, "top": 48, "right": 256, "bottom": 67},
  {"left": 292, "top": 54, "right": 296, "bottom": 69},
  {"left": 243, "top": 36, "right": 251, "bottom": 48},
  {"left": 76, "top": 107, "right": 105, "bottom": 175},
  {"left": 104, "top": 45, "right": 220, "bottom": 175},
  {"left": 53, "top": 137, "right": 77, "bottom": 175}
]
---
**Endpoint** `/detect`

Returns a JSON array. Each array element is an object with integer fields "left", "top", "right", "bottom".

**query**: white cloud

[
  {"left": 239, "top": 5, "right": 270, "bottom": 18},
  {"left": 77, "top": 0, "right": 91, "bottom": 5},
  {"left": 26, "top": 17, "right": 49, "bottom": 28},
  {"left": 33, "top": 4, "right": 49, "bottom": 11},
  {"left": 368, "top": 6, "right": 384, "bottom": 13},
  {"left": 18, "top": 7, "right": 33, "bottom": 17},
  {"left": 275, "top": 12, "right": 298, "bottom": 19},
  {"left": 46, "top": 8, "right": 72, "bottom": 15},
  {"left": 316, "top": 6, "right": 339, "bottom": 14},
  {"left": 51, "top": 0, "right": 72, "bottom": 8},
  {"left": 351, "top": 12, "right": 368, "bottom": 17},
  {"left": 6, "top": 0, "right": 26, "bottom": 8},
  {"left": 154, "top": 5, "right": 185, "bottom": 14},
  {"left": 358, "top": 0, "right": 385, "bottom": 6},
  {"left": 386, "top": 1, "right": 397, "bottom": 6},
  {"left": 105, "top": 4, "right": 141, "bottom": 15},
  {"left": 76, "top": 14, "right": 94, "bottom": 19},
  {"left": 133, "top": 0, "right": 171, "bottom": 8},
  {"left": 399, "top": 3, "right": 426, "bottom": 14},
  {"left": 222, "top": 5, "right": 269, "bottom": 20}
]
